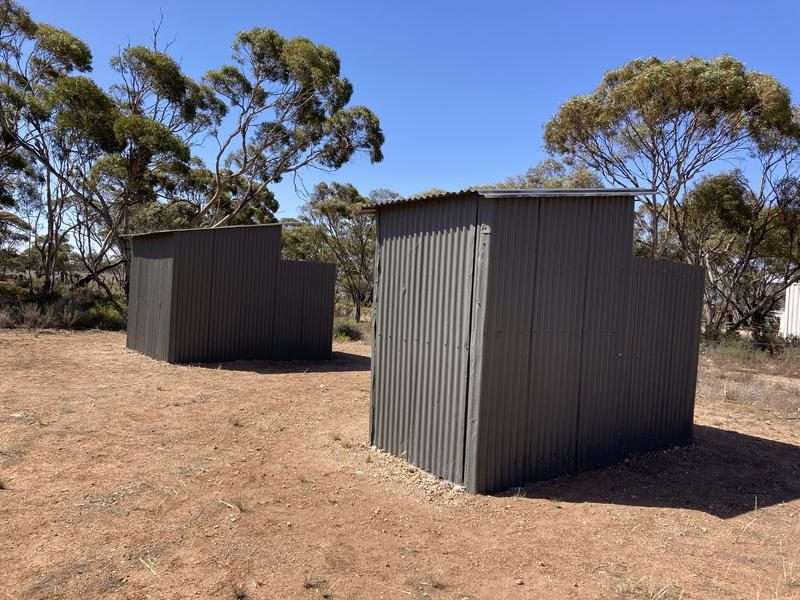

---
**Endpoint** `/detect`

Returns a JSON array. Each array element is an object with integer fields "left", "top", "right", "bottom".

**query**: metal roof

[{"left": 364, "top": 188, "right": 655, "bottom": 212}]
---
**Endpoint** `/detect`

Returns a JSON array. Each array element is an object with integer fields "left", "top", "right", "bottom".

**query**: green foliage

[
  {"left": 684, "top": 172, "right": 751, "bottom": 238},
  {"left": 32, "top": 23, "right": 92, "bottom": 73},
  {"left": 0, "top": 4, "right": 384, "bottom": 309},
  {"left": 0, "top": 287, "right": 126, "bottom": 330},
  {"left": 333, "top": 317, "right": 363, "bottom": 341},
  {"left": 545, "top": 56, "right": 798, "bottom": 161},
  {"left": 199, "top": 28, "right": 383, "bottom": 226},
  {"left": 545, "top": 55, "right": 800, "bottom": 335},
  {"left": 303, "top": 182, "right": 377, "bottom": 321},
  {"left": 544, "top": 55, "right": 800, "bottom": 259},
  {"left": 49, "top": 75, "right": 120, "bottom": 151},
  {"left": 482, "top": 158, "right": 601, "bottom": 190},
  {"left": 77, "top": 301, "right": 125, "bottom": 330},
  {"left": 112, "top": 114, "right": 189, "bottom": 161},
  {"left": 280, "top": 219, "right": 331, "bottom": 262}
]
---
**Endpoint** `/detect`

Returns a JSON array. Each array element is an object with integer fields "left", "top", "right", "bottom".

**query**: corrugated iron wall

[
  {"left": 621, "top": 258, "right": 704, "bottom": 454},
  {"left": 273, "top": 260, "right": 337, "bottom": 360},
  {"left": 169, "top": 229, "right": 216, "bottom": 362},
  {"left": 205, "top": 227, "right": 281, "bottom": 362},
  {"left": 370, "top": 194, "right": 479, "bottom": 484},
  {"left": 127, "top": 225, "right": 335, "bottom": 363},
  {"left": 127, "top": 234, "right": 175, "bottom": 361},
  {"left": 465, "top": 195, "right": 634, "bottom": 492},
  {"left": 780, "top": 283, "right": 800, "bottom": 338},
  {"left": 371, "top": 192, "right": 705, "bottom": 494}
]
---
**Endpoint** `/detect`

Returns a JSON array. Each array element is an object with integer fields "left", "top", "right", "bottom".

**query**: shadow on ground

[
  {"left": 190, "top": 351, "right": 371, "bottom": 374},
  {"left": 507, "top": 425, "right": 800, "bottom": 519}
]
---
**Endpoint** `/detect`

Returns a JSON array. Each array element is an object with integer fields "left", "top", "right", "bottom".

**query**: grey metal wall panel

[
  {"left": 206, "top": 226, "right": 281, "bottom": 362},
  {"left": 575, "top": 197, "right": 635, "bottom": 470},
  {"left": 169, "top": 229, "right": 215, "bottom": 362},
  {"left": 621, "top": 258, "right": 704, "bottom": 454},
  {"left": 127, "top": 224, "right": 332, "bottom": 364},
  {"left": 127, "top": 234, "right": 174, "bottom": 361},
  {"left": 370, "top": 195, "right": 479, "bottom": 484},
  {"left": 464, "top": 197, "right": 540, "bottom": 491},
  {"left": 370, "top": 190, "right": 705, "bottom": 494},
  {"left": 468, "top": 196, "right": 602, "bottom": 492},
  {"left": 273, "top": 260, "right": 336, "bottom": 360},
  {"left": 273, "top": 260, "right": 304, "bottom": 359},
  {"left": 298, "top": 262, "right": 336, "bottom": 359}
]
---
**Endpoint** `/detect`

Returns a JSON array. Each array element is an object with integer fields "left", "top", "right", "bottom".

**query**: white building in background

[{"left": 779, "top": 283, "right": 800, "bottom": 338}]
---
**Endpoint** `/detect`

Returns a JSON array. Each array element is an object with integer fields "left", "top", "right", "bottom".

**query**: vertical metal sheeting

[
  {"left": 575, "top": 197, "right": 635, "bottom": 470},
  {"left": 466, "top": 196, "right": 633, "bottom": 492},
  {"left": 622, "top": 258, "right": 704, "bottom": 452},
  {"left": 780, "top": 284, "right": 800, "bottom": 338},
  {"left": 273, "top": 260, "right": 336, "bottom": 360},
  {"left": 170, "top": 229, "right": 215, "bottom": 362},
  {"left": 127, "top": 234, "right": 174, "bottom": 361},
  {"left": 370, "top": 195, "right": 479, "bottom": 484},
  {"left": 371, "top": 191, "right": 705, "bottom": 494},
  {"left": 126, "top": 225, "right": 336, "bottom": 363},
  {"left": 206, "top": 227, "right": 281, "bottom": 362}
]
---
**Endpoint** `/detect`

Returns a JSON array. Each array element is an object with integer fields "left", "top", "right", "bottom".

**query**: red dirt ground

[{"left": 2, "top": 330, "right": 800, "bottom": 599}]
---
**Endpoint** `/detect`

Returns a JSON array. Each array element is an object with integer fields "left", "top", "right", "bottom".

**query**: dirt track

[{"left": 2, "top": 330, "right": 800, "bottom": 599}]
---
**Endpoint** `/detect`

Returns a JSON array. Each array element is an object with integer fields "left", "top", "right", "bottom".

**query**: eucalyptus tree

[
  {"left": 0, "top": 1, "right": 384, "bottom": 302},
  {"left": 481, "top": 158, "right": 601, "bottom": 190},
  {"left": 544, "top": 56, "right": 800, "bottom": 257},
  {"left": 198, "top": 29, "right": 384, "bottom": 227},
  {"left": 302, "top": 183, "right": 392, "bottom": 321}
]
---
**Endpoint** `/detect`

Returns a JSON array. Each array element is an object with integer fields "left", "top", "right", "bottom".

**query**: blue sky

[{"left": 24, "top": 0, "right": 800, "bottom": 217}]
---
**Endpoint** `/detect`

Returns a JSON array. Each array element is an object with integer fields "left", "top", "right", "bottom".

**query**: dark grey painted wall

[
  {"left": 370, "top": 195, "right": 479, "bottom": 484},
  {"left": 273, "top": 260, "right": 337, "bottom": 360},
  {"left": 127, "top": 225, "right": 335, "bottom": 363},
  {"left": 370, "top": 192, "right": 705, "bottom": 493},
  {"left": 127, "top": 233, "right": 174, "bottom": 361},
  {"left": 464, "top": 195, "right": 635, "bottom": 491}
]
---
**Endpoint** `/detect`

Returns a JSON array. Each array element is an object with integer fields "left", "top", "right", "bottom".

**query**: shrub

[
  {"left": 20, "top": 303, "right": 41, "bottom": 328},
  {"left": 333, "top": 318, "right": 363, "bottom": 341},
  {"left": 0, "top": 306, "right": 14, "bottom": 328},
  {"left": 73, "top": 302, "right": 125, "bottom": 330}
]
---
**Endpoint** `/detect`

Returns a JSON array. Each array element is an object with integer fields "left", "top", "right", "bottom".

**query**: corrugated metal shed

[
  {"left": 126, "top": 224, "right": 336, "bottom": 363},
  {"left": 780, "top": 283, "right": 800, "bottom": 338},
  {"left": 370, "top": 189, "right": 704, "bottom": 493}
]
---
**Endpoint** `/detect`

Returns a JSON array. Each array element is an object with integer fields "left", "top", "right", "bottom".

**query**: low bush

[
  {"left": 0, "top": 288, "right": 126, "bottom": 330},
  {"left": 333, "top": 318, "right": 364, "bottom": 341},
  {"left": 0, "top": 306, "right": 13, "bottom": 328}
]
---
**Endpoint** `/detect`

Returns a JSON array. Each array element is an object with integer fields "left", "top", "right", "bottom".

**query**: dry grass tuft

[
  {"left": 231, "top": 584, "right": 249, "bottom": 600},
  {"left": 616, "top": 578, "right": 684, "bottom": 600},
  {"left": 303, "top": 576, "right": 332, "bottom": 598}
]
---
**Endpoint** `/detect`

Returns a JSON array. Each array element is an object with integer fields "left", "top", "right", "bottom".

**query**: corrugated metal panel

[
  {"left": 464, "top": 196, "right": 542, "bottom": 491},
  {"left": 273, "top": 260, "right": 336, "bottom": 360},
  {"left": 364, "top": 188, "right": 654, "bottom": 211},
  {"left": 780, "top": 284, "right": 800, "bottom": 337},
  {"left": 169, "top": 229, "right": 215, "bottom": 362},
  {"left": 469, "top": 195, "right": 623, "bottom": 491},
  {"left": 574, "top": 196, "right": 635, "bottom": 470},
  {"left": 206, "top": 226, "right": 281, "bottom": 361},
  {"left": 127, "top": 234, "right": 174, "bottom": 361},
  {"left": 621, "top": 258, "right": 704, "bottom": 453},
  {"left": 370, "top": 194, "right": 479, "bottom": 484},
  {"left": 370, "top": 190, "right": 705, "bottom": 494},
  {"left": 127, "top": 224, "right": 334, "bottom": 364}
]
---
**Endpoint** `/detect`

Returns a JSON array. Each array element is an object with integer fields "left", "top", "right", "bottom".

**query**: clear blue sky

[{"left": 24, "top": 0, "right": 800, "bottom": 217}]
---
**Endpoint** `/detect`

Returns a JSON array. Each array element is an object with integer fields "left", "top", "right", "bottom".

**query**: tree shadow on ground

[
  {"left": 190, "top": 350, "right": 371, "bottom": 374},
  {"left": 503, "top": 425, "right": 800, "bottom": 519}
]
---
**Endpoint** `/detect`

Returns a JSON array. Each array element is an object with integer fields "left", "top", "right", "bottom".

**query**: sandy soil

[{"left": 1, "top": 330, "right": 800, "bottom": 600}]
